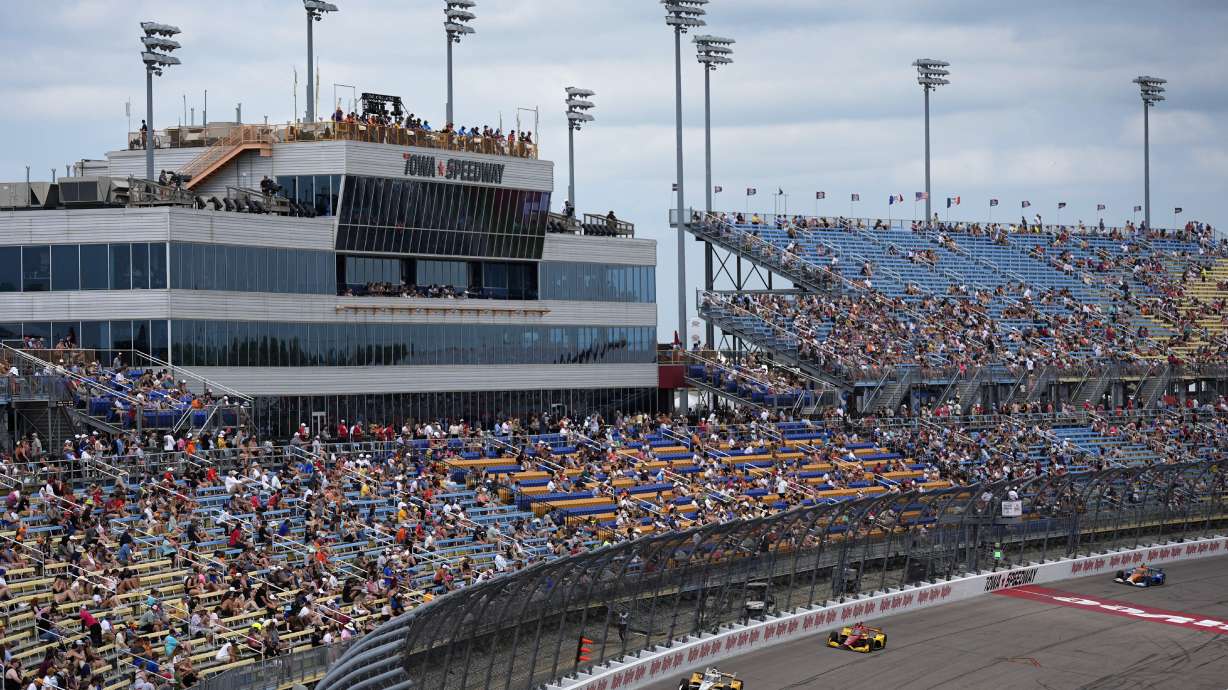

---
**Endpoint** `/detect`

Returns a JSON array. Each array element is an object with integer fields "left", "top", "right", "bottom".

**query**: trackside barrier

[{"left": 549, "top": 534, "right": 1228, "bottom": 690}]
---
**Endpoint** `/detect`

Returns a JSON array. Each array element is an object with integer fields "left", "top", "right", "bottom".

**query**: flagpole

[{"left": 989, "top": 201, "right": 993, "bottom": 225}]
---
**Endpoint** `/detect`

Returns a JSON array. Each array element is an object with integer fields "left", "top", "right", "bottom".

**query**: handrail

[{"left": 139, "top": 348, "right": 254, "bottom": 404}]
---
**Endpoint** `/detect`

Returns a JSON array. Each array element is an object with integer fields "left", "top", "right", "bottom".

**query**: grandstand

[
  {"left": 1, "top": 3, "right": 1226, "bottom": 690},
  {"left": 685, "top": 212, "right": 1226, "bottom": 416}
]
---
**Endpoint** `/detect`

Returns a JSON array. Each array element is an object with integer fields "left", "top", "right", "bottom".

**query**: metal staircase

[
  {"left": 181, "top": 125, "right": 274, "bottom": 190},
  {"left": 862, "top": 368, "right": 914, "bottom": 415},
  {"left": 1134, "top": 365, "right": 1171, "bottom": 410},
  {"left": 1070, "top": 365, "right": 1117, "bottom": 408}
]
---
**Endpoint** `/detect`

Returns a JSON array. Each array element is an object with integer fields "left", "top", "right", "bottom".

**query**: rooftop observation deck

[
  {"left": 128, "top": 120, "right": 539, "bottom": 159},
  {"left": 128, "top": 120, "right": 539, "bottom": 192}
]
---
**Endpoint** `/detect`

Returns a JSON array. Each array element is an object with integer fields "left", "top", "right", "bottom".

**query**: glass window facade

[
  {"left": 170, "top": 321, "right": 655, "bottom": 368},
  {"left": 273, "top": 174, "right": 342, "bottom": 216},
  {"left": 335, "top": 175, "right": 549, "bottom": 260},
  {"left": 0, "top": 243, "right": 168, "bottom": 292},
  {"left": 0, "top": 320, "right": 169, "bottom": 361},
  {"left": 539, "top": 262, "right": 656, "bottom": 303},
  {"left": 170, "top": 243, "right": 334, "bottom": 294}
]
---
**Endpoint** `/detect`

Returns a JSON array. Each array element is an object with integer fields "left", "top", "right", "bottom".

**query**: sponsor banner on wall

[{"left": 552, "top": 535, "right": 1228, "bottom": 690}]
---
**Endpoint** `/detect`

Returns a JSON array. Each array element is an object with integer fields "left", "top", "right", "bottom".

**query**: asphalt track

[{"left": 644, "top": 556, "right": 1228, "bottom": 690}]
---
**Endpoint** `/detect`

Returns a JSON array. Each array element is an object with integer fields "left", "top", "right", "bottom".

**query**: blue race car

[{"left": 1114, "top": 565, "right": 1165, "bottom": 587}]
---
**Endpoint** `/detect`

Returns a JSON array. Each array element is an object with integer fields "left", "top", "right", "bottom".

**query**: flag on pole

[
  {"left": 776, "top": 188, "right": 784, "bottom": 196},
  {"left": 1133, "top": 205, "right": 1142, "bottom": 212},
  {"left": 1058, "top": 202, "right": 1067, "bottom": 209},
  {"left": 671, "top": 183, "right": 678, "bottom": 192},
  {"left": 946, "top": 196, "right": 961, "bottom": 208},
  {"left": 746, "top": 188, "right": 757, "bottom": 196},
  {"left": 1096, "top": 203, "right": 1106, "bottom": 211},
  {"left": 989, "top": 198, "right": 999, "bottom": 207},
  {"left": 915, "top": 192, "right": 928, "bottom": 201},
  {"left": 714, "top": 185, "right": 723, "bottom": 193},
  {"left": 888, "top": 194, "right": 903, "bottom": 205},
  {"left": 1021, "top": 200, "right": 1031, "bottom": 208},
  {"left": 815, "top": 191, "right": 826, "bottom": 200},
  {"left": 1174, "top": 207, "right": 1183, "bottom": 214},
  {"left": 851, "top": 193, "right": 860, "bottom": 202}
]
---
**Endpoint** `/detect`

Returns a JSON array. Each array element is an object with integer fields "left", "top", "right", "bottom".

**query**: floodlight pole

[
  {"left": 923, "top": 86, "right": 931, "bottom": 225},
  {"left": 673, "top": 26, "right": 687, "bottom": 349},
  {"left": 703, "top": 63, "right": 714, "bottom": 347},
  {"left": 145, "top": 68, "right": 155, "bottom": 181},
  {"left": 446, "top": 36, "right": 454, "bottom": 125},
  {"left": 306, "top": 12, "right": 315, "bottom": 123},
  {"left": 1143, "top": 100, "right": 1151, "bottom": 229},
  {"left": 567, "top": 122, "right": 575, "bottom": 209}
]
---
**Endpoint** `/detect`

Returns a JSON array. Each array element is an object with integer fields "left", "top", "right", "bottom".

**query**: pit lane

[{"left": 642, "top": 555, "right": 1228, "bottom": 690}]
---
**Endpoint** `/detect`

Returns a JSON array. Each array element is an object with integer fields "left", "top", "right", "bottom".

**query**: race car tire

[
  {"left": 1114, "top": 570, "right": 1125, "bottom": 580},
  {"left": 828, "top": 631, "right": 843, "bottom": 644},
  {"left": 875, "top": 638, "right": 885, "bottom": 650}
]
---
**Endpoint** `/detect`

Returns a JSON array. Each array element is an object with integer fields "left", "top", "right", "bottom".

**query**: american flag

[
  {"left": 1097, "top": 204, "right": 1106, "bottom": 211},
  {"left": 816, "top": 191, "right": 826, "bottom": 199},
  {"left": 746, "top": 188, "right": 757, "bottom": 196},
  {"left": 989, "top": 198, "right": 999, "bottom": 207},
  {"left": 671, "top": 183, "right": 678, "bottom": 192},
  {"left": 851, "top": 193, "right": 860, "bottom": 202},
  {"left": 1134, "top": 205, "right": 1143, "bottom": 212},
  {"left": 1174, "top": 207, "right": 1183, "bottom": 214},
  {"left": 915, "top": 192, "right": 928, "bottom": 201},
  {"left": 1021, "top": 200, "right": 1031, "bottom": 208},
  {"left": 1058, "top": 202, "right": 1067, "bottom": 209},
  {"left": 714, "top": 185, "right": 723, "bottom": 193}
]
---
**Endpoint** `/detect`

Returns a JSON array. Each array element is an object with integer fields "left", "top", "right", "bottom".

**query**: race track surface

[{"left": 645, "top": 556, "right": 1228, "bottom": 690}]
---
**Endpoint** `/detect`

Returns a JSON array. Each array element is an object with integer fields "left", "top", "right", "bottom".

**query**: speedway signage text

[
  {"left": 983, "top": 567, "right": 1038, "bottom": 592},
  {"left": 402, "top": 153, "right": 505, "bottom": 184}
]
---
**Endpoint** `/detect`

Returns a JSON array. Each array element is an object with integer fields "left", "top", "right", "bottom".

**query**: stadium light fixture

[
  {"left": 664, "top": 0, "right": 707, "bottom": 351},
  {"left": 695, "top": 33, "right": 733, "bottom": 349},
  {"left": 1134, "top": 75, "right": 1166, "bottom": 229},
  {"left": 913, "top": 58, "right": 950, "bottom": 226},
  {"left": 565, "top": 87, "right": 596, "bottom": 212},
  {"left": 141, "top": 21, "right": 182, "bottom": 181},
  {"left": 445, "top": 0, "right": 477, "bottom": 125},
  {"left": 303, "top": 1, "right": 339, "bottom": 124}
]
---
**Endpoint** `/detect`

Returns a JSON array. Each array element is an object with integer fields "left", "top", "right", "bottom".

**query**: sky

[{"left": 2, "top": 1, "right": 1226, "bottom": 339}]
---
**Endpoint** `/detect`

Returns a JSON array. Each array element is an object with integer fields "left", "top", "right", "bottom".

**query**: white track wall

[{"left": 551, "top": 535, "right": 1228, "bottom": 690}]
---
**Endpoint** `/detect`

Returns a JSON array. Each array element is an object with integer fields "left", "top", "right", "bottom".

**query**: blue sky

[{"left": 1, "top": 1, "right": 1225, "bottom": 337}]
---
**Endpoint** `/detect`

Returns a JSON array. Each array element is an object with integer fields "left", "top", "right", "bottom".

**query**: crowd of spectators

[
  {"left": 339, "top": 283, "right": 469, "bottom": 299},
  {"left": 2, "top": 373, "right": 1227, "bottom": 690},
  {"left": 327, "top": 108, "right": 535, "bottom": 158},
  {"left": 697, "top": 212, "right": 1227, "bottom": 383}
]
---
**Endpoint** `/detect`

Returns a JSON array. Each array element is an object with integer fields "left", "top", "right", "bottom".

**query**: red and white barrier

[{"left": 550, "top": 535, "right": 1228, "bottom": 690}]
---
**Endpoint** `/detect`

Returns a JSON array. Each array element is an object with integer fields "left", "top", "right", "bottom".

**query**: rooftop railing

[{"left": 127, "top": 120, "right": 539, "bottom": 160}]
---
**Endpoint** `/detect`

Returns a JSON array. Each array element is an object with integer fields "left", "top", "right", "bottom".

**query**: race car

[
  {"left": 679, "top": 667, "right": 743, "bottom": 690},
  {"left": 827, "top": 623, "right": 886, "bottom": 653},
  {"left": 1114, "top": 564, "right": 1165, "bottom": 587}
]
